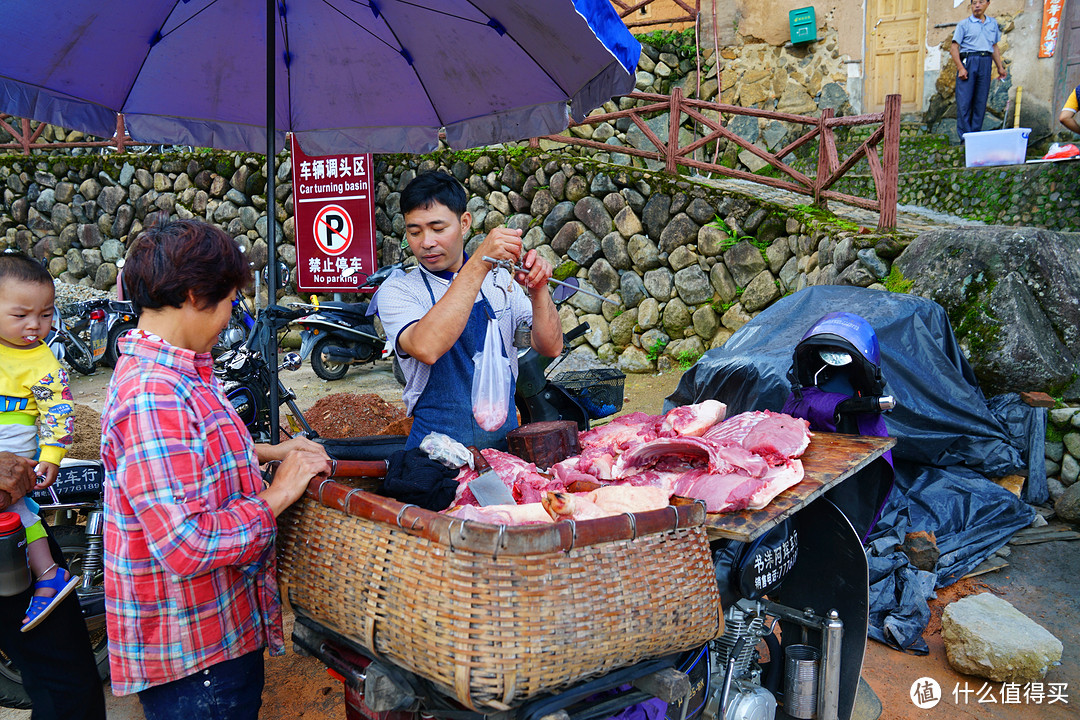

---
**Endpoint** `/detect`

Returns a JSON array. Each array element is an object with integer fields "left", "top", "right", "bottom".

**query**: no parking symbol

[{"left": 312, "top": 204, "right": 353, "bottom": 256}]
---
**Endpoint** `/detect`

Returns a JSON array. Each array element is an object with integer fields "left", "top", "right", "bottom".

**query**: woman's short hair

[{"left": 122, "top": 220, "right": 250, "bottom": 312}]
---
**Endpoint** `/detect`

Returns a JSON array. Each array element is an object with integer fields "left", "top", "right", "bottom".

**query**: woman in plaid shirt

[{"left": 100, "top": 220, "right": 331, "bottom": 719}]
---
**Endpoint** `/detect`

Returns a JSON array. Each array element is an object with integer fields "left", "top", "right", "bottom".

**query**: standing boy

[
  {"left": 950, "top": 0, "right": 1007, "bottom": 141},
  {"left": 0, "top": 252, "right": 80, "bottom": 630},
  {"left": 376, "top": 171, "right": 563, "bottom": 451}
]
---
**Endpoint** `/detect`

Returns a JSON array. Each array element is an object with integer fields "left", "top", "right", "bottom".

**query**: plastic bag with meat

[{"left": 471, "top": 316, "right": 512, "bottom": 431}]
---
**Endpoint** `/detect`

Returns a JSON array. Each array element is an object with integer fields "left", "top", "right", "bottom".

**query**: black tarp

[{"left": 666, "top": 285, "right": 1038, "bottom": 653}]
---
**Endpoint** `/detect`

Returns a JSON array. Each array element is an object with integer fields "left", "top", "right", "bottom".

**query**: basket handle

[{"left": 329, "top": 458, "right": 389, "bottom": 478}]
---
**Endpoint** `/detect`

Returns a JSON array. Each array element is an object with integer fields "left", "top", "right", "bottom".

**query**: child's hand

[{"left": 33, "top": 462, "right": 59, "bottom": 489}]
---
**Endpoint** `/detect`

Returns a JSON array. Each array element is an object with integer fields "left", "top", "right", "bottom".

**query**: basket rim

[{"left": 303, "top": 478, "right": 707, "bottom": 557}]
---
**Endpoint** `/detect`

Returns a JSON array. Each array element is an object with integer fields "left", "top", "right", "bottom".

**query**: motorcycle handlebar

[
  {"left": 836, "top": 395, "right": 896, "bottom": 415},
  {"left": 564, "top": 323, "right": 590, "bottom": 343}
]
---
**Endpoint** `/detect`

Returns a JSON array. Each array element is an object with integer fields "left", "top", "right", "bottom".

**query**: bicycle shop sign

[{"left": 291, "top": 135, "right": 377, "bottom": 292}]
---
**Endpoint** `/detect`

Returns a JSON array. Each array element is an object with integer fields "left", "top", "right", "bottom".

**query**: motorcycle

[
  {"left": 214, "top": 304, "right": 319, "bottom": 444},
  {"left": 0, "top": 459, "right": 108, "bottom": 710},
  {"left": 47, "top": 299, "right": 109, "bottom": 375},
  {"left": 292, "top": 262, "right": 403, "bottom": 381},
  {"left": 100, "top": 299, "right": 138, "bottom": 367},
  {"left": 215, "top": 291, "right": 258, "bottom": 356}
]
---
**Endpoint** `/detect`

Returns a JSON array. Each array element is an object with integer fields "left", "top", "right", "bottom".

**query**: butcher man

[{"left": 375, "top": 171, "right": 563, "bottom": 451}]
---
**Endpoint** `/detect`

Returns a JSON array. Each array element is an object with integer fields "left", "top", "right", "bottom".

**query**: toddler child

[{"left": 0, "top": 251, "right": 79, "bottom": 631}]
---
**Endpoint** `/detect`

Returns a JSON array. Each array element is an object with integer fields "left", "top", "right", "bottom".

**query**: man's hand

[
  {"left": 995, "top": 64, "right": 1007, "bottom": 81},
  {"left": 0, "top": 453, "right": 36, "bottom": 511},
  {"left": 473, "top": 227, "right": 523, "bottom": 270},
  {"left": 957, "top": 66, "right": 968, "bottom": 81},
  {"left": 514, "top": 249, "right": 554, "bottom": 292}
]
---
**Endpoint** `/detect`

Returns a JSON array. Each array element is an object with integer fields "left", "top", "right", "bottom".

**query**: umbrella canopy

[{"left": 0, "top": 0, "right": 639, "bottom": 155}]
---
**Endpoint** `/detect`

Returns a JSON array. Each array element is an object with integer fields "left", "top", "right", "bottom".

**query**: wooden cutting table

[{"left": 703, "top": 432, "right": 895, "bottom": 542}]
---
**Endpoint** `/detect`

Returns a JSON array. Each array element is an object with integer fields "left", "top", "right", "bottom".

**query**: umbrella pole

[{"left": 266, "top": 0, "right": 280, "bottom": 444}]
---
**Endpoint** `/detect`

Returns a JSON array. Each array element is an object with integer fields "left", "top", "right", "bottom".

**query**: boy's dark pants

[
  {"left": 955, "top": 54, "right": 993, "bottom": 138},
  {"left": 0, "top": 523, "right": 106, "bottom": 719}
]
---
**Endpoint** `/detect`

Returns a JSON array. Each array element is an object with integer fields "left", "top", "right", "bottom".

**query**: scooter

[
  {"left": 100, "top": 299, "right": 138, "bottom": 367},
  {"left": 47, "top": 300, "right": 107, "bottom": 376},
  {"left": 292, "top": 263, "right": 403, "bottom": 381},
  {"left": 0, "top": 459, "right": 109, "bottom": 710}
]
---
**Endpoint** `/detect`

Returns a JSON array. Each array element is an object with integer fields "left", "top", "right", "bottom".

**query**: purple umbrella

[
  {"left": 1, "top": 0, "right": 639, "bottom": 439},
  {"left": 1, "top": 0, "right": 639, "bottom": 155}
]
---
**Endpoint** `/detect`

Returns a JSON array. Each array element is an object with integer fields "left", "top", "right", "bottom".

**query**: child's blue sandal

[{"left": 21, "top": 563, "right": 80, "bottom": 633}]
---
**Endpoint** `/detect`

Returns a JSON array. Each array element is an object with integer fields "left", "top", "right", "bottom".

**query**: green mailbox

[{"left": 789, "top": 7, "right": 817, "bottom": 44}]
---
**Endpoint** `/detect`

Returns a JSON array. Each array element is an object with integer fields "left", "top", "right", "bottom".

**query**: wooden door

[
  {"left": 1057, "top": 0, "right": 1080, "bottom": 112},
  {"left": 866, "top": 0, "right": 928, "bottom": 112}
]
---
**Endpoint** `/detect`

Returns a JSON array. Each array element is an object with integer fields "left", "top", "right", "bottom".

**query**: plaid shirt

[{"left": 100, "top": 331, "right": 283, "bottom": 696}]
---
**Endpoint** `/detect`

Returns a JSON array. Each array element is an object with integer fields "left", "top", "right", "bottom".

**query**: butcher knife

[{"left": 469, "top": 448, "right": 516, "bottom": 506}]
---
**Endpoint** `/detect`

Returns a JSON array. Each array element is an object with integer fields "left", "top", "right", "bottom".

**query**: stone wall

[
  {"left": 0, "top": 148, "right": 907, "bottom": 374},
  {"left": 1046, "top": 405, "right": 1080, "bottom": 523}
]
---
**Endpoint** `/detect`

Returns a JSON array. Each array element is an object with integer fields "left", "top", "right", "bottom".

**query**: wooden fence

[
  {"left": 0, "top": 114, "right": 145, "bottom": 155},
  {"left": 610, "top": 0, "right": 699, "bottom": 29},
  {"left": 533, "top": 90, "right": 902, "bottom": 231}
]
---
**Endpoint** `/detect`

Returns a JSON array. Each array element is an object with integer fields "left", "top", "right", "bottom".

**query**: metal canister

[
  {"left": 784, "top": 643, "right": 821, "bottom": 719},
  {"left": 0, "top": 512, "right": 30, "bottom": 596},
  {"left": 513, "top": 320, "right": 532, "bottom": 349}
]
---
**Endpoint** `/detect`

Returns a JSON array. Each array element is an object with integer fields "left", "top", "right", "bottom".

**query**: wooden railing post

[
  {"left": 20, "top": 118, "right": 32, "bottom": 155},
  {"left": 878, "top": 94, "right": 901, "bottom": 231},
  {"left": 114, "top": 115, "right": 128, "bottom": 154},
  {"left": 666, "top": 88, "right": 682, "bottom": 175},
  {"left": 814, "top": 108, "right": 834, "bottom": 210}
]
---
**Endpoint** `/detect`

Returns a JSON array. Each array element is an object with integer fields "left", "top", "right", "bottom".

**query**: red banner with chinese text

[
  {"left": 290, "top": 134, "right": 377, "bottom": 292},
  {"left": 1039, "top": 0, "right": 1063, "bottom": 58}
]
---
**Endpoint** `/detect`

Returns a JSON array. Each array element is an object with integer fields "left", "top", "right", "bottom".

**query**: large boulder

[
  {"left": 894, "top": 227, "right": 1080, "bottom": 399},
  {"left": 941, "top": 593, "right": 1063, "bottom": 683}
]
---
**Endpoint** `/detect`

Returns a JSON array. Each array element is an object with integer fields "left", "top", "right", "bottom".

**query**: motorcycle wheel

[
  {"left": 103, "top": 321, "right": 137, "bottom": 367},
  {"left": 392, "top": 355, "right": 406, "bottom": 386},
  {"left": 63, "top": 340, "right": 96, "bottom": 376},
  {"left": 311, "top": 336, "right": 350, "bottom": 381},
  {"left": 0, "top": 526, "right": 110, "bottom": 710}
]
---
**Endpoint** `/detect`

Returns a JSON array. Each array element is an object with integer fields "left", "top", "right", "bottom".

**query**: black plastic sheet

[{"left": 666, "top": 285, "right": 1036, "bottom": 653}]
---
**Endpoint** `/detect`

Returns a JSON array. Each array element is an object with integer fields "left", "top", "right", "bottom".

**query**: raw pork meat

[
  {"left": 746, "top": 459, "right": 805, "bottom": 509},
  {"left": 540, "top": 485, "right": 671, "bottom": 521},
  {"left": 611, "top": 436, "right": 768, "bottom": 479},
  {"left": 453, "top": 449, "right": 560, "bottom": 506},
  {"left": 739, "top": 411, "right": 812, "bottom": 465},
  {"left": 445, "top": 502, "right": 553, "bottom": 525},
  {"left": 672, "top": 468, "right": 762, "bottom": 513},
  {"left": 660, "top": 399, "right": 727, "bottom": 436}
]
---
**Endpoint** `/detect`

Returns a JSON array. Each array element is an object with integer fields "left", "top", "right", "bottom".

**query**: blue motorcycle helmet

[{"left": 788, "top": 312, "right": 886, "bottom": 397}]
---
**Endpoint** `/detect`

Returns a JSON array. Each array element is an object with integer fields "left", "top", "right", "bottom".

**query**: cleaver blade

[{"left": 469, "top": 449, "right": 516, "bottom": 506}]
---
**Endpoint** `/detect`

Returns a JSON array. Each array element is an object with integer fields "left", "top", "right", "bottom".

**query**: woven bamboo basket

[{"left": 277, "top": 477, "right": 724, "bottom": 711}]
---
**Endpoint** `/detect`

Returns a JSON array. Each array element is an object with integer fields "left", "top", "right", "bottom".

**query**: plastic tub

[{"left": 963, "top": 128, "right": 1031, "bottom": 167}]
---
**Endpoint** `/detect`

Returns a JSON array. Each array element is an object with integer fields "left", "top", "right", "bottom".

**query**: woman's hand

[
  {"left": 255, "top": 437, "right": 329, "bottom": 464},
  {"left": 0, "top": 453, "right": 35, "bottom": 511},
  {"left": 258, "top": 450, "right": 332, "bottom": 517}
]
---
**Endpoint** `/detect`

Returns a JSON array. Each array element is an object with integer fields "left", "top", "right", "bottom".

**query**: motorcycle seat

[{"left": 316, "top": 301, "right": 371, "bottom": 316}]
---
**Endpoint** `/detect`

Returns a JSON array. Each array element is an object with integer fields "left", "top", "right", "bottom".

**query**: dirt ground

[{"left": 3, "top": 361, "right": 1075, "bottom": 720}]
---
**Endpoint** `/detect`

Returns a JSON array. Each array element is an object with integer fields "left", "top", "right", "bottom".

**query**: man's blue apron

[{"left": 404, "top": 272, "right": 518, "bottom": 451}]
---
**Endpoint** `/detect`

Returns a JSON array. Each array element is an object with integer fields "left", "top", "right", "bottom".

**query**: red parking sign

[{"left": 291, "top": 134, "right": 376, "bottom": 291}]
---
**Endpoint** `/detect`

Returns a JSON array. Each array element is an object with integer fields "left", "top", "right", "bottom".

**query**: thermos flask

[{"left": 0, "top": 512, "right": 30, "bottom": 596}]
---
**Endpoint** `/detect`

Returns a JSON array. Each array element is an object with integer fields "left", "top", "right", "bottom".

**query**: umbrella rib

[
  {"left": 321, "top": 0, "right": 401, "bottom": 53},
  {"left": 119, "top": 0, "right": 222, "bottom": 117},
  {"left": 459, "top": 0, "right": 566, "bottom": 93}
]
